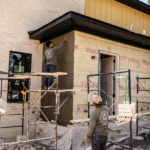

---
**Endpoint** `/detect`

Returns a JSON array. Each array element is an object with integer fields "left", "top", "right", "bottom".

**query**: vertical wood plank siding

[{"left": 85, "top": 0, "right": 150, "bottom": 36}]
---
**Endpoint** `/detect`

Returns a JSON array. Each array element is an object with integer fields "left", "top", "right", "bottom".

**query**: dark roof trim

[
  {"left": 116, "top": 0, "right": 150, "bottom": 15},
  {"left": 29, "top": 11, "right": 150, "bottom": 50}
]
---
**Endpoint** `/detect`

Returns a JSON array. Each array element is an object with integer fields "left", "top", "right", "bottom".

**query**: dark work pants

[
  {"left": 44, "top": 64, "right": 56, "bottom": 87},
  {"left": 91, "top": 135, "right": 108, "bottom": 150}
]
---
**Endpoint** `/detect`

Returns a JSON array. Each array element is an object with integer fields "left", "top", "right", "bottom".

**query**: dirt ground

[{"left": 107, "top": 132, "right": 150, "bottom": 150}]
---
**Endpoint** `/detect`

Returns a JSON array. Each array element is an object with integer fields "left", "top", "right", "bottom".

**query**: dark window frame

[
  {"left": 7, "top": 51, "right": 32, "bottom": 103},
  {"left": 138, "top": 0, "right": 150, "bottom": 6},
  {"left": 116, "top": 0, "right": 150, "bottom": 15}
]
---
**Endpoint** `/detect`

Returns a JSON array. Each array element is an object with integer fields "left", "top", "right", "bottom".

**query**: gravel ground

[{"left": 107, "top": 133, "right": 150, "bottom": 150}]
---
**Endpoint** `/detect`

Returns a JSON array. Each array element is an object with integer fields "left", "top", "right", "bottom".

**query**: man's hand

[
  {"left": 64, "top": 36, "right": 67, "bottom": 42},
  {"left": 86, "top": 137, "right": 91, "bottom": 144}
]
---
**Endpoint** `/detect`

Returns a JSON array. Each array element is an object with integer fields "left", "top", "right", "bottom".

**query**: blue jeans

[
  {"left": 91, "top": 135, "right": 108, "bottom": 150},
  {"left": 44, "top": 64, "right": 56, "bottom": 87}
]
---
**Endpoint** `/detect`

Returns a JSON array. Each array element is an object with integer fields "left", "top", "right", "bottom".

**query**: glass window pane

[
  {"left": 8, "top": 52, "right": 32, "bottom": 103},
  {"left": 138, "top": 0, "right": 150, "bottom": 6}
]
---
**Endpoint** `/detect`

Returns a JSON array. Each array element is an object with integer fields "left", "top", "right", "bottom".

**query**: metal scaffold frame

[
  {"left": 87, "top": 69, "right": 133, "bottom": 150},
  {"left": 136, "top": 76, "right": 150, "bottom": 136},
  {"left": 0, "top": 71, "right": 79, "bottom": 150},
  {"left": 0, "top": 77, "right": 28, "bottom": 134}
]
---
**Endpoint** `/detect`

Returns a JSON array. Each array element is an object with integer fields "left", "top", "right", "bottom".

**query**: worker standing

[
  {"left": 43, "top": 36, "right": 67, "bottom": 89},
  {"left": 86, "top": 95, "right": 109, "bottom": 150}
]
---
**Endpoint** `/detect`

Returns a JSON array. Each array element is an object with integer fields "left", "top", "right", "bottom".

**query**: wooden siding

[{"left": 85, "top": 0, "right": 150, "bottom": 36}]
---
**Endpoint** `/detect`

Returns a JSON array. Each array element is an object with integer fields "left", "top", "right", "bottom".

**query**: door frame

[{"left": 98, "top": 50, "right": 120, "bottom": 114}]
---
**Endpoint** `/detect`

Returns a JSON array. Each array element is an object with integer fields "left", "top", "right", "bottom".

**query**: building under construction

[{"left": 0, "top": 0, "right": 150, "bottom": 150}]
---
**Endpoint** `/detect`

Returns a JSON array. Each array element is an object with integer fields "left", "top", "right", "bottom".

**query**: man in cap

[
  {"left": 86, "top": 95, "right": 109, "bottom": 150},
  {"left": 43, "top": 36, "right": 67, "bottom": 89}
]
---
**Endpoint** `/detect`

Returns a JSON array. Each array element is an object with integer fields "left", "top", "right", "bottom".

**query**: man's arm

[
  {"left": 87, "top": 112, "right": 96, "bottom": 138},
  {"left": 53, "top": 36, "right": 67, "bottom": 51}
]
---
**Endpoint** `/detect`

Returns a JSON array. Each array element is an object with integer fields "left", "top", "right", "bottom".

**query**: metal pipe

[
  {"left": 137, "top": 78, "right": 150, "bottom": 79},
  {"left": 108, "top": 141, "right": 130, "bottom": 149},
  {"left": 22, "top": 82, "right": 51, "bottom": 124},
  {"left": 33, "top": 106, "right": 55, "bottom": 108},
  {"left": 105, "top": 75, "right": 107, "bottom": 105},
  {"left": 29, "top": 122, "right": 55, "bottom": 125},
  {"left": 0, "top": 137, "right": 55, "bottom": 146},
  {"left": 0, "top": 125, "right": 22, "bottom": 128},
  {"left": 88, "top": 104, "right": 94, "bottom": 106},
  {"left": 98, "top": 50, "right": 101, "bottom": 96},
  {"left": 138, "top": 90, "right": 150, "bottom": 92},
  {"left": 55, "top": 76, "right": 59, "bottom": 150},
  {"left": 88, "top": 70, "right": 129, "bottom": 77},
  {"left": 29, "top": 82, "right": 55, "bottom": 111},
  {"left": 22, "top": 98, "right": 25, "bottom": 135},
  {"left": 27, "top": 78, "right": 31, "bottom": 139},
  {"left": 0, "top": 79, "right": 2, "bottom": 97},
  {"left": 136, "top": 77, "right": 139, "bottom": 136},
  {"left": 113, "top": 56, "right": 116, "bottom": 114},
  {"left": 0, "top": 114, "right": 22, "bottom": 116},
  {"left": 138, "top": 126, "right": 150, "bottom": 130},
  {"left": 137, "top": 101, "right": 150, "bottom": 104},
  {"left": 128, "top": 70, "right": 133, "bottom": 150},
  {"left": 87, "top": 75, "right": 90, "bottom": 118}
]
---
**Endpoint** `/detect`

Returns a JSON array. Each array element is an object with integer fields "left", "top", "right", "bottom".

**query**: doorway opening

[{"left": 98, "top": 50, "right": 120, "bottom": 115}]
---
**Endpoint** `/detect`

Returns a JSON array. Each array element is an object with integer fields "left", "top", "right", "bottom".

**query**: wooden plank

[
  {"left": 29, "top": 89, "right": 82, "bottom": 93},
  {"left": 95, "top": 0, "right": 101, "bottom": 20},
  {"left": 89, "top": 0, "right": 94, "bottom": 18},
  {"left": 106, "top": 0, "right": 112, "bottom": 24},
  {"left": 100, "top": 0, "right": 107, "bottom": 22},
  {"left": 70, "top": 118, "right": 90, "bottom": 124},
  {"left": 121, "top": 5, "right": 128, "bottom": 29},
  {"left": 134, "top": 111, "right": 150, "bottom": 117},
  {"left": 32, "top": 72, "right": 68, "bottom": 76},
  {"left": 85, "top": 0, "right": 89, "bottom": 16},
  {"left": 8, "top": 76, "right": 30, "bottom": 79}
]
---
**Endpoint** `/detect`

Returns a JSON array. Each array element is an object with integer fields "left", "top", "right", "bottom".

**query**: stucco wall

[
  {"left": 73, "top": 31, "right": 150, "bottom": 119},
  {"left": 41, "top": 31, "right": 75, "bottom": 126}
]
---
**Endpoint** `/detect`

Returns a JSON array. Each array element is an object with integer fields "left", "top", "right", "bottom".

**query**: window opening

[{"left": 7, "top": 51, "right": 32, "bottom": 103}]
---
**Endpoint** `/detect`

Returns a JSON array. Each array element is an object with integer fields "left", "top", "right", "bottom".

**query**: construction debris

[{"left": 0, "top": 98, "right": 9, "bottom": 114}]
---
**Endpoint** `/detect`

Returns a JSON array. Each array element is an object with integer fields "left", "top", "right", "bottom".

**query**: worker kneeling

[{"left": 86, "top": 95, "right": 109, "bottom": 150}]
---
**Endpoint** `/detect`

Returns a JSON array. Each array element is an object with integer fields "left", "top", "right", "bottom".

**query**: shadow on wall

[{"left": 41, "top": 31, "right": 74, "bottom": 126}]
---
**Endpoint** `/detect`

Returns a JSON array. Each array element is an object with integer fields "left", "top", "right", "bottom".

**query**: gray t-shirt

[
  {"left": 43, "top": 42, "right": 64, "bottom": 65},
  {"left": 87, "top": 105, "right": 109, "bottom": 137}
]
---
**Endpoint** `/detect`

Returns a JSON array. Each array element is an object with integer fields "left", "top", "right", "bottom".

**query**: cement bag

[{"left": 0, "top": 98, "right": 8, "bottom": 114}]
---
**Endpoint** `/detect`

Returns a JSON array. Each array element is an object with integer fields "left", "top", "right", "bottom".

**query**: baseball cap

[{"left": 92, "top": 95, "right": 102, "bottom": 104}]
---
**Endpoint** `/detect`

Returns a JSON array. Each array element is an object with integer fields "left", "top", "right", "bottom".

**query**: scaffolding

[
  {"left": 87, "top": 69, "right": 133, "bottom": 150},
  {"left": 0, "top": 71, "right": 80, "bottom": 150},
  {"left": 136, "top": 76, "right": 150, "bottom": 136},
  {"left": 0, "top": 77, "right": 28, "bottom": 134}
]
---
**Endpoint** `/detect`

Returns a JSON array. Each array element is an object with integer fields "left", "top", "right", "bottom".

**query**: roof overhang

[
  {"left": 116, "top": 0, "right": 150, "bottom": 15},
  {"left": 28, "top": 11, "right": 150, "bottom": 50}
]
